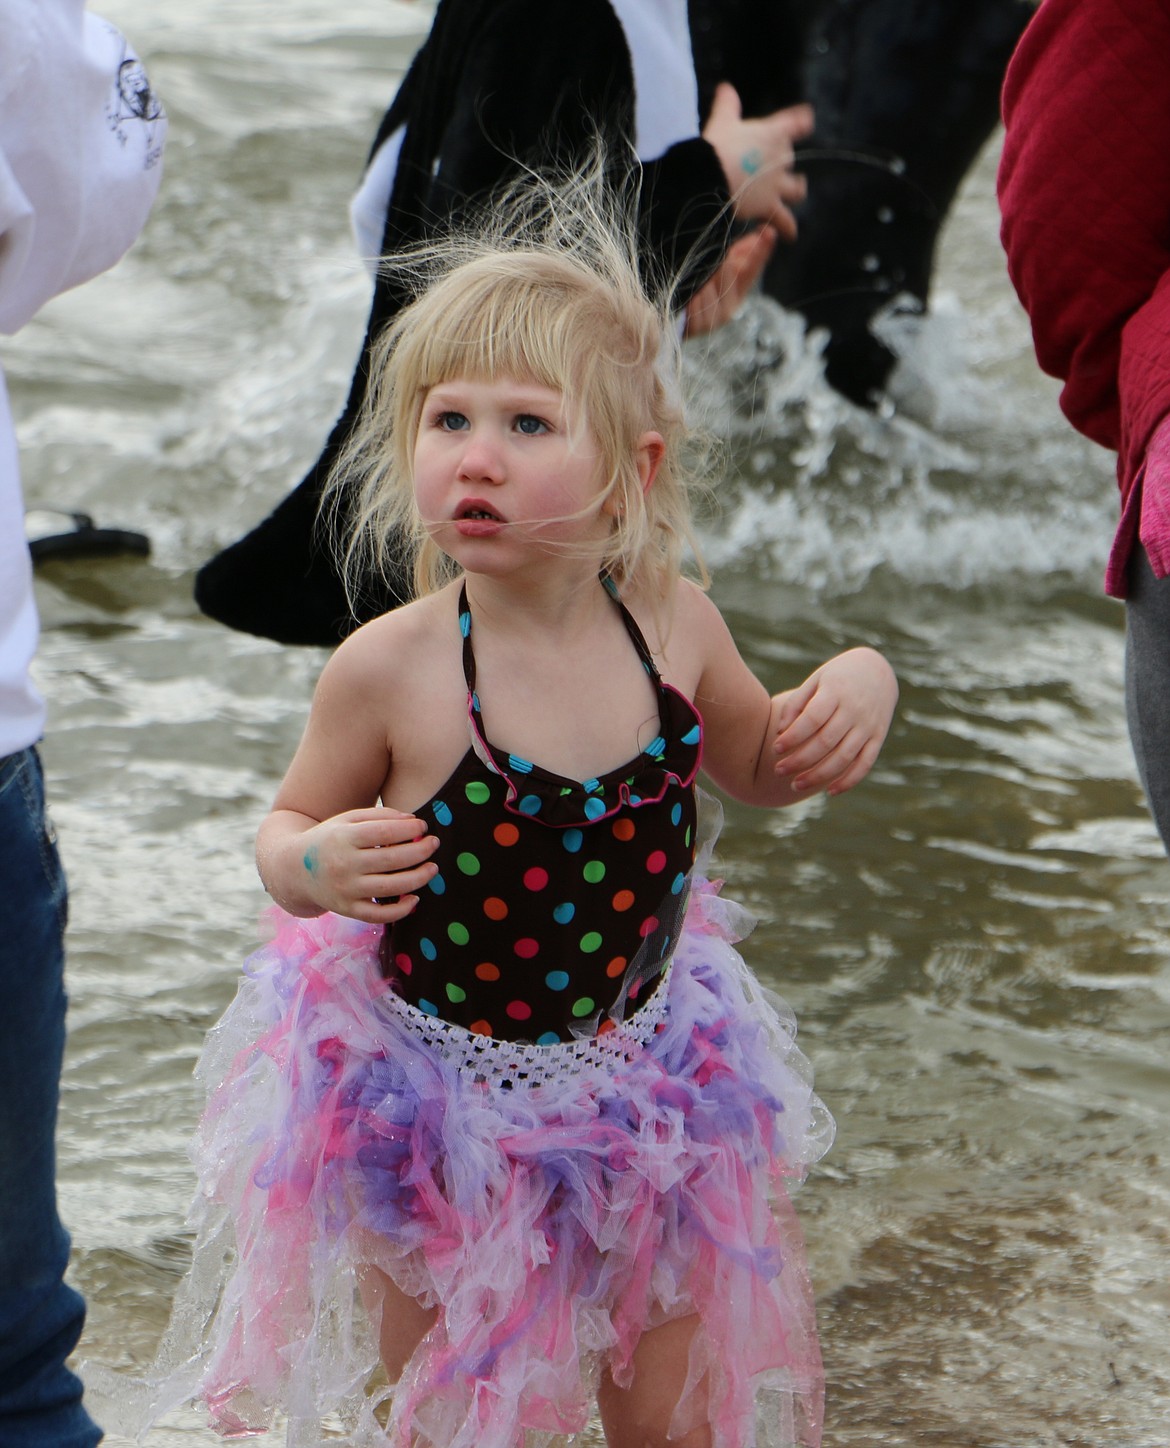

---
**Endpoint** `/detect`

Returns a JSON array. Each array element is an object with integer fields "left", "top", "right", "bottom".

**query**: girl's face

[{"left": 412, "top": 375, "right": 611, "bottom": 577}]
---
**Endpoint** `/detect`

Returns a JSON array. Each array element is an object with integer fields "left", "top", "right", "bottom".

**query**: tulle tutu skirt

[{"left": 97, "top": 814, "right": 833, "bottom": 1448}]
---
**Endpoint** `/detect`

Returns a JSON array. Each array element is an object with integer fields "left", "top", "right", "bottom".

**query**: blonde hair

[{"left": 328, "top": 168, "right": 711, "bottom": 609}]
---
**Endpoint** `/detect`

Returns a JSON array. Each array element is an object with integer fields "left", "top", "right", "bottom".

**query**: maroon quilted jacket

[{"left": 998, "top": 0, "right": 1170, "bottom": 594}]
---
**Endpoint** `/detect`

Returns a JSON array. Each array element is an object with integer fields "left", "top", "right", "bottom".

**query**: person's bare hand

[
  {"left": 296, "top": 807, "right": 440, "bottom": 923},
  {"left": 772, "top": 648, "right": 898, "bottom": 796},
  {"left": 703, "top": 83, "right": 814, "bottom": 240},
  {"left": 684, "top": 225, "right": 779, "bottom": 337}
]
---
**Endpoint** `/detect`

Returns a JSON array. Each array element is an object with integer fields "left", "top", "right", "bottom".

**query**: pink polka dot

[
  {"left": 514, "top": 938, "right": 540, "bottom": 959},
  {"left": 639, "top": 915, "right": 659, "bottom": 938},
  {"left": 646, "top": 849, "right": 667, "bottom": 874},
  {"left": 395, "top": 953, "right": 413, "bottom": 976},
  {"left": 523, "top": 866, "right": 549, "bottom": 891},
  {"left": 506, "top": 1000, "right": 533, "bottom": 1021}
]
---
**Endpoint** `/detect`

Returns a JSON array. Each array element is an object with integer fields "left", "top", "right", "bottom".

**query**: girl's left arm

[{"left": 683, "top": 587, "right": 898, "bottom": 807}]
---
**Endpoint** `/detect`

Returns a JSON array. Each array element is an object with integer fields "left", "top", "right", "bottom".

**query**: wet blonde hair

[{"left": 328, "top": 169, "right": 711, "bottom": 609}]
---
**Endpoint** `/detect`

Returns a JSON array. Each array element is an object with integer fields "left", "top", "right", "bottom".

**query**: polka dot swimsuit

[{"left": 381, "top": 580, "right": 702, "bottom": 1044}]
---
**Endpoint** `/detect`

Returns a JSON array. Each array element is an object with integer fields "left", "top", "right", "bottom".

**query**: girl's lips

[
  {"left": 454, "top": 516, "right": 504, "bottom": 537},
  {"left": 454, "top": 500, "right": 505, "bottom": 535}
]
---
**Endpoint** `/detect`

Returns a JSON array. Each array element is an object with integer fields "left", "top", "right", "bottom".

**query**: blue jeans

[{"left": 0, "top": 747, "right": 101, "bottom": 1446}]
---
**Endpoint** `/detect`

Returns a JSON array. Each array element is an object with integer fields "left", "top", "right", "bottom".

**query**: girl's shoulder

[
  {"left": 319, "top": 589, "right": 459, "bottom": 696},
  {"left": 623, "top": 575, "right": 721, "bottom": 651},
  {"left": 622, "top": 575, "right": 727, "bottom": 692}
]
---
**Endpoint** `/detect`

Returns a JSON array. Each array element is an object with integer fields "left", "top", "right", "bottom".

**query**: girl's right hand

[
  {"left": 292, "top": 807, "right": 440, "bottom": 924},
  {"left": 702, "top": 83, "right": 815, "bottom": 241}
]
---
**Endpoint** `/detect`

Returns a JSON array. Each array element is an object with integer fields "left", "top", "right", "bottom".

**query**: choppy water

[{"left": 9, "top": 1, "right": 1168, "bottom": 1442}]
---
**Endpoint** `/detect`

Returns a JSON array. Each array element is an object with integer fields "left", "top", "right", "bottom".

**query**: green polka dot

[
  {"left": 579, "top": 931, "right": 603, "bottom": 953},
  {"left": 465, "top": 781, "right": 491, "bottom": 805},
  {"left": 448, "top": 921, "right": 470, "bottom": 946},
  {"left": 583, "top": 860, "right": 606, "bottom": 884},
  {"left": 446, "top": 982, "right": 467, "bottom": 1004},
  {"left": 456, "top": 852, "right": 481, "bottom": 876},
  {"left": 571, "top": 997, "right": 596, "bottom": 1018},
  {"left": 685, "top": 825, "right": 692, "bottom": 847}
]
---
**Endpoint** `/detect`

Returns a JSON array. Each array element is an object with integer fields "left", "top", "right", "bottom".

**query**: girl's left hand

[{"left": 772, "top": 648, "right": 899, "bottom": 796}]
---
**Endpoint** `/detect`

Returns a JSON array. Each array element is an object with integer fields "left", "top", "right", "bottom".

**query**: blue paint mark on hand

[{"left": 303, "top": 845, "right": 320, "bottom": 876}]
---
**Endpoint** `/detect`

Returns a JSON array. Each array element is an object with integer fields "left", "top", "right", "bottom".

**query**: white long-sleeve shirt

[{"left": 0, "top": 0, "right": 165, "bottom": 756}]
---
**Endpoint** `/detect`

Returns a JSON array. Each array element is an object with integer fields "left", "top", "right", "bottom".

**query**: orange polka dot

[
  {"left": 597, "top": 1019, "right": 617, "bottom": 1035},
  {"left": 494, "top": 822, "right": 520, "bottom": 847},
  {"left": 606, "top": 955, "right": 628, "bottom": 979},
  {"left": 484, "top": 897, "right": 508, "bottom": 920},
  {"left": 475, "top": 962, "right": 500, "bottom": 982},
  {"left": 469, "top": 1020, "right": 493, "bottom": 1037},
  {"left": 612, "top": 889, "right": 636, "bottom": 912},
  {"left": 612, "top": 818, "right": 636, "bottom": 841}
]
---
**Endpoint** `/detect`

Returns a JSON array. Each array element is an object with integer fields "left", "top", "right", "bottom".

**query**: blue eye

[
  {"left": 438, "top": 411, "right": 469, "bottom": 431},
  {"left": 515, "top": 414, "right": 548, "bottom": 435}
]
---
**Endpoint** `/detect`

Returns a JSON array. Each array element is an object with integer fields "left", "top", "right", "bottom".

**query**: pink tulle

[{"left": 110, "top": 847, "right": 833, "bottom": 1448}]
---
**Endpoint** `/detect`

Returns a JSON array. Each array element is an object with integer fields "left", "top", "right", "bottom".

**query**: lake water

[{"left": 9, "top": 1, "right": 1169, "bottom": 1443}]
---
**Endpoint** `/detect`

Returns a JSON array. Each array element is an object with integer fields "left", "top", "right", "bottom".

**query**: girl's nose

[{"left": 456, "top": 431, "right": 505, "bottom": 483}]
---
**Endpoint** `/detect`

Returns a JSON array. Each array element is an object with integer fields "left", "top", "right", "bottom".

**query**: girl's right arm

[{"left": 255, "top": 632, "right": 440, "bottom": 922}]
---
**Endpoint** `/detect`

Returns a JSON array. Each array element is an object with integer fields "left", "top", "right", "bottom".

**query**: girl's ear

[{"left": 636, "top": 431, "right": 666, "bottom": 494}]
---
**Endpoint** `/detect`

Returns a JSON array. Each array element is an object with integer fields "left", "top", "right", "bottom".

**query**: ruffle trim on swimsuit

[
  {"left": 459, "top": 581, "right": 703, "bottom": 829},
  {"left": 89, "top": 803, "right": 833, "bottom": 1448}
]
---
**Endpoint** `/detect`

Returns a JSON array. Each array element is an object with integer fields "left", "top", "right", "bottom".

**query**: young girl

[{"left": 153, "top": 198, "right": 897, "bottom": 1448}]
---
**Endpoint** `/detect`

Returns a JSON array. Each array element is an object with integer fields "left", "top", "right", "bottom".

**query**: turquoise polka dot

[
  {"left": 583, "top": 777, "right": 601, "bottom": 794},
  {"left": 472, "top": 691, "right": 482, "bottom": 713},
  {"left": 553, "top": 902, "right": 575, "bottom": 924},
  {"left": 465, "top": 781, "right": 491, "bottom": 805},
  {"left": 563, "top": 828, "right": 583, "bottom": 853},
  {"left": 428, "top": 873, "right": 446, "bottom": 895},
  {"left": 518, "top": 794, "right": 542, "bottom": 815},
  {"left": 583, "top": 860, "right": 606, "bottom": 884},
  {"left": 571, "top": 997, "right": 596, "bottom": 1018},
  {"left": 536, "top": 1031, "right": 561, "bottom": 1046},
  {"left": 629, "top": 794, "right": 642, "bottom": 806},
  {"left": 419, "top": 998, "right": 439, "bottom": 1016},
  {"left": 671, "top": 802, "right": 682, "bottom": 826},
  {"left": 433, "top": 800, "right": 453, "bottom": 827},
  {"left": 508, "top": 754, "right": 534, "bottom": 774},
  {"left": 545, "top": 970, "right": 570, "bottom": 992},
  {"left": 459, "top": 610, "right": 471, "bottom": 637},
  {"left": 645, "top": 735, "right": 666, "bottom": 758},
  {"left": 579, "top": 931, "right": 603, "bottom": 953},
  {"left": 671, "top": 872, "right": 686, "bottom": 895},
  {"left": 681, "top": 724, "right": 701, "bottom": 746},
  {"left": 456, "top": 851, "right": 481, "bottom": 876},
  {"left": 420, "top": 937, "right": 437, "bottom": 961},
  {"left": 448, "top": 921, "right": 470, "bottom": 945},
  {"left": 583, "top": 796, "right": 607, "bottom": 821}
]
